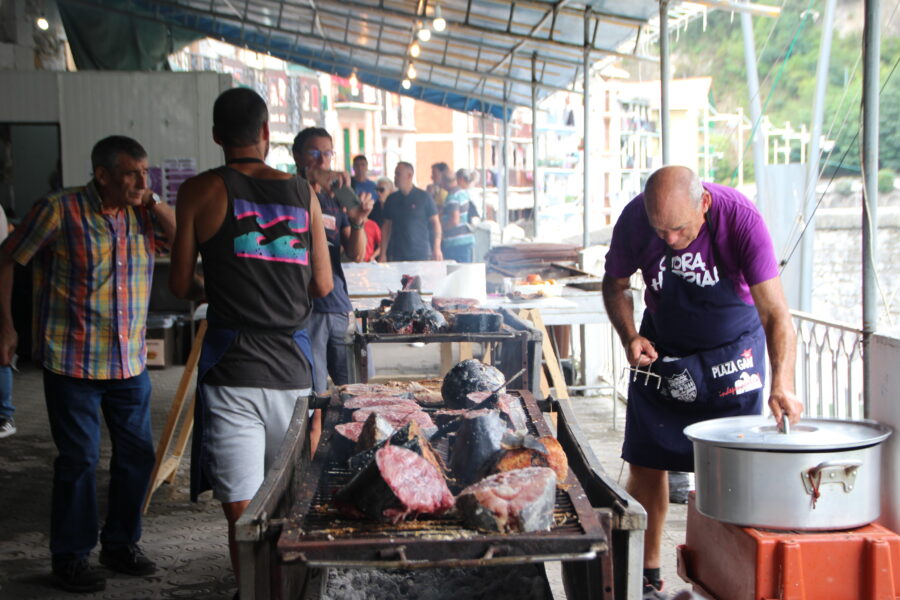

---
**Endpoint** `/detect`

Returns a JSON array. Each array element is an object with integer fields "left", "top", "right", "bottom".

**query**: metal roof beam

[
  {"left": 306, "top": 0, "right": 659, "bottom": 63},
  {"left": 682, "top": 0, "right": 781, "bottom": 17}
]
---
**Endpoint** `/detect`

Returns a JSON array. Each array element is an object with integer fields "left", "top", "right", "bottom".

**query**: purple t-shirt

[{"left": 604, "top": 183, "right": 778, "bottom": 313}]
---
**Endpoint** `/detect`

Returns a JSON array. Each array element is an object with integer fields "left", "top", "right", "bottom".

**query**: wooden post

[{"left": 143, "top": 319, "right": 207, "bottom": 514}]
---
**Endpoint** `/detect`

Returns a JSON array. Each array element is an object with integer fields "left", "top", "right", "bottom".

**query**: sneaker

[
  {"left": 0, "top": 417, "right": 15, "bottom": 438},
  {"left": 643, "top": 576, "right": 667, "bottom": 599},
  {"left": 52, "top": 559, "right": 106, "bottom": 593},
  {"left": 99, "top": 544, "right": 157, "bottom": 576}
]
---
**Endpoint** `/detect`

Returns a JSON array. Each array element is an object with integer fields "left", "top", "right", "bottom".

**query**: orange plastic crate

[{"left": 678, "top": 492, "right": 900, "bottom": 600}]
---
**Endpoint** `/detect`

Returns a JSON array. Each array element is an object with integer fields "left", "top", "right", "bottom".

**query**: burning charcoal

[
  {"left": 448, "top": 409, "right": 507, "bottom": 487},
  {"left": 456, "top": 467, "right": 557, "bottom": 533},
  {"left": 441, "top": 359, "right": 506, "bottom": 409},
  {"left": 335, "top": 445, "right": 454, "bottom": 523}
]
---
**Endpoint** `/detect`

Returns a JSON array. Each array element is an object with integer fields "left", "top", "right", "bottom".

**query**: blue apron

[
  {"left": 622, "top": 215, "right": 766, "bottom": 472},
  {"left": 189, "top": 323, "right": 314, "bottom": 502}
]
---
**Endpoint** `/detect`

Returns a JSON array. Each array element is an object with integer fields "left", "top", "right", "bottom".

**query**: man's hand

[
  {"left": 0, "top": 325, "right": 18, "bottom": 366},
  {"left": 432, "top": 248, "right": 443, "bottom": 261},
  {"left": 348, "top": 192, "right": 374, "bottom": 225},
  {"left": 625, "top": 334, "right": 658, "bottom": 367},
  {"left": 768, "top": 387, "right": 803, "bottom": 429}
]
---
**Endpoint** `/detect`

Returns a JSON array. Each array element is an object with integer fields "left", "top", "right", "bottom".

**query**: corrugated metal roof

[{"left": 61, "top": 0, "right": 662, "bottom": 118}]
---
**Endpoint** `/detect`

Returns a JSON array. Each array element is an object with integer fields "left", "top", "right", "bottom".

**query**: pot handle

[{"left": 801, "top": 459, "right": 863, "bottom": 496}]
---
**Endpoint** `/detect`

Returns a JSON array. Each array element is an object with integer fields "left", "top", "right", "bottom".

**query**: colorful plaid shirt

[{"left": 2, "top": 181, "right": 164, "bottom": 380}]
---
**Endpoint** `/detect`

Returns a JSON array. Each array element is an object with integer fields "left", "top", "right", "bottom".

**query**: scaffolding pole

[
  {"left": 532, "top": 52, "right": 540, "bottom": 240},
  {"left": 659, "top": 0, "right": 671, "bottom": 164},
  {"left": 862, "top": 0, "right": 880, "bottom": 415},
  {"left": 583, "top": 8, "right": 592, "bottom": 249}
]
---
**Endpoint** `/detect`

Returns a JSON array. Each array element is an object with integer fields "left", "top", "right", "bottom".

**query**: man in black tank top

[{"left": 169, "top": 88, "right": 332, "bottom": 592}]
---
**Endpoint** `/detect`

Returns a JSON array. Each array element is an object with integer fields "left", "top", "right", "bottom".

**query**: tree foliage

[{"left": 657, "top": 0, "right": 899, "bottom": 181}]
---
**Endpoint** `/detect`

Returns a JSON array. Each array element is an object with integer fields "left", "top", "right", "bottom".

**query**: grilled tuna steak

[
  {"left": 343, "top": 396, "right": 420, "bottom": 411},
  {"left": 441, "top": 359, "right": 506, "bottom": 409},
  {"left": 456, "top": 467, "right": 557, "bottom": 533},
  {"left": 353, "top": 413, "right": 396, "bottom": 453},
  {"left": 448, "top": 409, "right": 507, "bottom": 487},
  {"left": 335, "top": 444, "right": 454, "bottom": 523},
  {"left": 348, "top": 420, "right": 444, "bottom": 474},
  {"left": 351, "top": 404, "right": 436, "bottom": 431}
]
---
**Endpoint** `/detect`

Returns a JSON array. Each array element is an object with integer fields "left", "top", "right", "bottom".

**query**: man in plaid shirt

[{"left": 0, "top": 135, "right": 175, "bottom": 593}]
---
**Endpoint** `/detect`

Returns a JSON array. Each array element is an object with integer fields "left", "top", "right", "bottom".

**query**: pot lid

[{"left": 684, "top": 416, "right": 892, "bottom": 451}]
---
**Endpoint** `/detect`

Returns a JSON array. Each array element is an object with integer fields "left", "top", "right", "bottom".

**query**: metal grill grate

[{"left": 278, "top": 391, "right": 606, "bottom": 567}]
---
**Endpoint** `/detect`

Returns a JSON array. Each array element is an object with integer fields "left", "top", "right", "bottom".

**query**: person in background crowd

[
  {"left": 170, "top": 89, "right": 332, "bottom": 593},
  {"left": 369, "top": 176, "right": 393, "bottom": 226},
  {"left": 441, "top": 168, "right": 478, "bottom": 263},
  {"left": 292, "top": 128, "right": 373, "bottom": 400},
  {"left": 602, "top": 166, "right": 801, "bottom": 599},
  {"left": 427, "top": 162, "right": 452, "bottom": 209},
  {"left": 0, "top": 206, "right": 13, "bottom": 439},
  {"left": 380, "top": 162, "right": 442, "bottom": 262},
  {"left": 0, "top": 135, "right": 174, "bottom": 593},
  {"left": 351, "top": 154, "right": 377, "bottom": 200},
  {"left": 363, "top": 217, "right": 382, "bottom": 262}
]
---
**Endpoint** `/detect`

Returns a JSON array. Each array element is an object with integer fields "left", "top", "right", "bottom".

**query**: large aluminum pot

[{"left": 684, "top": 416, "right": 892, "bottom": 530}]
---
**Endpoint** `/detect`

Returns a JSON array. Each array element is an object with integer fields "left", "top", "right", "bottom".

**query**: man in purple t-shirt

[{"left": 602, "top": 166, "right": 802, "bottom": 598}]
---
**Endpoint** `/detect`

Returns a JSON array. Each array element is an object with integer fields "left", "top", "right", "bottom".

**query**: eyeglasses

[
  {"left": 376, "top": 187, "right": 386, "bottom": 193},
  {"left": 306, "top": 149, "right": 335, "bottom": 161}
]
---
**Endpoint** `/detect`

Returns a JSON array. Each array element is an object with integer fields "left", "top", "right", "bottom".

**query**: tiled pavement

[{"left": 0, "top": 363, "right": 689, "bottom": 599}]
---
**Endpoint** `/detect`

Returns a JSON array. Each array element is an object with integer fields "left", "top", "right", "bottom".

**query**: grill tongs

[{"left": 428, "top": 368, "right": 526, "bottom": 442}]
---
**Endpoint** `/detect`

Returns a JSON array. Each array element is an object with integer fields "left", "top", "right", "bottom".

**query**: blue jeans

[
  {"left": 442, "top": 243, "right": 474, "bottom": 263},
  {"left": 308, "top": 311, "right": 351, "bottom": 394},
  {"left": 43, "top": 369, "right": 155, "bottom": 563},
  {"left": 0, "top": 365, "right": 12, "bottom": 419}
]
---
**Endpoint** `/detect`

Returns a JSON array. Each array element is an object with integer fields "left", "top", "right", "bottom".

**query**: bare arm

[
  {"left": 308, "top": 187, "right": 334, "bottom": 298},
  {"left": 379, "top": 220, "right": 392, "bottom": 263},
  {"left": 601, "top": 273, "right": 657, "bottom": 366},
  {"left": 0, "top": 251, "right": 18, "bottom": 365},
  {"left": 429, "top": 214, "right": 443, "bottom": 261},
  {"left": 143, "top": 190, "right": 176, "bottom": 244},
  {"left": 341, "top": 192, "right": 374, "bottom": 263},
  {"left": 169, "top": 177, "right": 206, "bottom": 300},
  {"left": 749, "top": 277, "right": 802, "bottom": 426}
]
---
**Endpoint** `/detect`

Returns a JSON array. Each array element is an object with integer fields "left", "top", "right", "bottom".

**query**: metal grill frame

[{"left": 277, "top": 390, "right": 607, "bottom": 568}]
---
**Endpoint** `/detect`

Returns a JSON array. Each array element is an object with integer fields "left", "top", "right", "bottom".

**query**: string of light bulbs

[{"left": 401, "top": 3, "right": 446, "bottom": 90}]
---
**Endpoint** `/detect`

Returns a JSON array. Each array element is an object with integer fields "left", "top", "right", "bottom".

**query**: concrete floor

[{"left": 0, "top": 363, "right": 690, "bottom": 599}]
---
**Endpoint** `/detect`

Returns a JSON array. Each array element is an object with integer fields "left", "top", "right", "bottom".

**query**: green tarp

[{"left": 57, "top": 1, "right": 199, "bottom": 71}]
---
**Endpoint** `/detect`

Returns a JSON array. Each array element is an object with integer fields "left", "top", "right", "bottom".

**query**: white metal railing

[
  {"left": 594, "top": 308, "right": 865, "bottom": 422},
  {"left": 791, "top": 310, "right": 864, "bottom": 420}
]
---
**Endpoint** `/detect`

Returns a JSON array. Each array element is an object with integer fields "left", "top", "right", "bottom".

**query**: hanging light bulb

[
  {"left": 349, "top": 71, "right": 358, "bottom": 88},
  {"left": 432, "top": 5, "right": 446, "bottom": 32},
  {"left": 410, "top": 42, "right": 421, "bottom": 58},
  {"left": 417, "top": 28, "right": 431, "bottom": 42},
  {"left": 401, "top": 79, "right": 412, "bottom": 90},
  {"left": 36, "top": 15, "right": 49, "bottom": 30},
  {"left": 407, "top": 64, "right": 417, "bottom": 79}
]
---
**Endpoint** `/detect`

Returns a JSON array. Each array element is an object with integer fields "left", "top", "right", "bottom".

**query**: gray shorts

[{"left": 202, "top": 384, "right": 311, "bottom": 503}]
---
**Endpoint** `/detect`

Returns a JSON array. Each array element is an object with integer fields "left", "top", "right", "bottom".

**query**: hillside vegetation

[{"left": 648, "top": 0, "right": 900, "bottom": 182}]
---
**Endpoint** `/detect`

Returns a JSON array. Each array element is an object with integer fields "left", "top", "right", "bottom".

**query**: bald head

[{"left": 643, "top": 166, "right": 710, "bottom": 250}]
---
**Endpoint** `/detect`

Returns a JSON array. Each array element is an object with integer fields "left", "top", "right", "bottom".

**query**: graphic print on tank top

[{"left": 232, "top": 196, "right": 310, "bottom": 264}]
